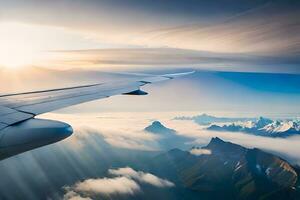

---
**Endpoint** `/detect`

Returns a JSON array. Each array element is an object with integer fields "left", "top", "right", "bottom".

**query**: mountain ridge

[{"left": 152, "top": 137, "right": 300, "bottom": 200}]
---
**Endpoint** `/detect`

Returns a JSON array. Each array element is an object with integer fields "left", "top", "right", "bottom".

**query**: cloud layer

[
  {"left": 42, "top": 111, "right": 300, "bottom": 165},
  {"left": 1, "top": 111, "right": 300, "bottom": 199}
]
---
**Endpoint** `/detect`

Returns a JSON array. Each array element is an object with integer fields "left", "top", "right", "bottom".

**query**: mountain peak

[
  {"left": 151, "top": 121, "right": 165, "bottom": 127},
  {"left": 210, "top": 137, "right": 224, "bottom": 143},
  {"left": 206, "top": 137, "right": 246, "bottom": 155},
  {"left": 206, "top": 137, "right": 225, "bottom": 146},
  {"left": 256, "top": 117, "right": 273, "bottom": 128},
  {"left": 144, "top": 121, "right": 176, "bottom": 134}
]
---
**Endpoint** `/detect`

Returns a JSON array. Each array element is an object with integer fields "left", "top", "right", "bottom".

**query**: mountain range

[
  {"left": 174, "top": 113, "right": 300, "bottom": 137},
  {"left": 1, "top": 120, "right": 299, "bottom": 200},
  {"left": 207, "top": 117, "right": 300, "bottom": 137}
]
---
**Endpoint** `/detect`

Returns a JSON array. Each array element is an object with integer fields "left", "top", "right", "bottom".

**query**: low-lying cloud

[
  {"left": 109, "top": 167, "right": 175, "bottom": 188},
  {"left": 44, "top": 113, "right": 160, "bottom": 151},
  {"left": 63, "top": 191, "right": 92, "bottom": 200},
  {"left": 73, "top": 176, "right": 140, "bottom": 195},
  {"left": 189, "top": 148, "right": 212, "bottom": 156},
  {"left": 63, "top": 167, "right": 174, "bottom": 199}
]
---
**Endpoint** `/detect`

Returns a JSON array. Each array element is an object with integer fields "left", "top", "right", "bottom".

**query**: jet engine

[{"left": 0, "top": 118, "right": 73, "bottom": 160}]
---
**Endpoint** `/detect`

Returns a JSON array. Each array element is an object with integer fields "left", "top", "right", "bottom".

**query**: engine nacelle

[{"left": 0, "top": 118, "right": 73, "bottom": 160}]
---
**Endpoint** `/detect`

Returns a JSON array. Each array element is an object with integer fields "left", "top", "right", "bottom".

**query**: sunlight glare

[{"left": 0, "top": 22, "right": 41, "bottom": 68}]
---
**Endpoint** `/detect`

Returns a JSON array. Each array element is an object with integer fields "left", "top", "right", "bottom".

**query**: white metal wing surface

[{"left": 0, "top": 71, "right": 194, "bottom": 131}]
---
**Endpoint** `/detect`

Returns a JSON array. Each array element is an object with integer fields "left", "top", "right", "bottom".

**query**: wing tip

[{"left": 162, "top": 70, "right": 196, "bottom": 79}]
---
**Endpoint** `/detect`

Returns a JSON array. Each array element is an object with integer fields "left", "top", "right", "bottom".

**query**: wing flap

[
  {"left": 0, "top": 106, "right": 34, "bottom": 128},
  {"left": 0, "top": 111, "right": 33, "bottom": 125},
  {"left": 0, "top": 106, "right": 17, "bottom": 115}
]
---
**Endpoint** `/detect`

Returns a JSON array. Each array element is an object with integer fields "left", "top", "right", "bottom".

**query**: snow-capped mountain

[
  {"left": 261, "top": 120, "right": 300, "bottom": 134},
  {"left": 207, "top": 117, "right": 300, "bottom": 137}
]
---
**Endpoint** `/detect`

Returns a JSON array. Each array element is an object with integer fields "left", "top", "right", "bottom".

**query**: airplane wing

[{"left": 0, "top": 71, "right": 194, "bottom": 131}]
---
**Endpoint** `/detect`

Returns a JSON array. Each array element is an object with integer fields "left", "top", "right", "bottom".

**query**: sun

[
  {"left": 0, "top": 22, "right": 41, "bottom": 68},
  {"left": 0, "top": 46, "right": 38, "bottom": 69}
]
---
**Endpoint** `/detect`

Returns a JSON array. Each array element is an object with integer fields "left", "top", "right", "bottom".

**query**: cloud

[
  {"left": 63, "top": 190, "right": 92, "bottom": 200},
  {"left": 189, "top": 148, "right": 212, "bottom": 156},
  {"left": 63, "top": 167, "right": 174, "bottom": 199},
  {"left": 74, "top": 176, "right": 140, "bottom": 195},
  {"left": 109, "top": 167, "right": 175, "bottom": 187},
  {"left": 49, "top": 48, "right": 300, "bottom": 73},
  {"left": 2, "top": 0, "right": 299, "bottom": 74},
  {"left": 102, "top": 131, "right": 157, "bottom": 151},
  {"left": 166, "top": 118, "right": 300, "bottom": 165},
  {"left": 63, "top": 177, "right": 140, "bottom": 200},
  {"left": 143, "top": 2, "right": 300, "bottom": 57},
  {"left": 44, "top": 112, "right": 300, "bottom": 166},
  {"left": 43, "top": 113, "right": 160, "bottom": 151}
]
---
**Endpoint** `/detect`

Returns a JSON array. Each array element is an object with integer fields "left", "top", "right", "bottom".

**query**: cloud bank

[
  {"left": 43, "top": 112, "right": 300, "bottom": 165},
  {"left": 45, "top": 113, "right": 160, "bottom": 151}
]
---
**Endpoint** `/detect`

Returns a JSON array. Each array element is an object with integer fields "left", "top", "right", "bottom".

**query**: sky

[
  {"left": 0, "top": 0, "right": 299, "bottom": 73},
  {"left": 0, "top": 0, "right": 299, "bottom": 113},
  {"left": 0, "top": 67, "right": 299, "bottom": 115}
]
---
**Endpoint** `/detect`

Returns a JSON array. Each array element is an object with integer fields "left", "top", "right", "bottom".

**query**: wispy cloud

[
  {"left": 48, "top": 48, "right": 300, "bottom": 73},
  {"left": 1, "top": 0, "right": 299, "bottom": 69}
]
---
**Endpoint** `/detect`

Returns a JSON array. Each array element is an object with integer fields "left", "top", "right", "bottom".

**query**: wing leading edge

[{"left": 0, "top": 71, "right": 194, "bottom": 129}]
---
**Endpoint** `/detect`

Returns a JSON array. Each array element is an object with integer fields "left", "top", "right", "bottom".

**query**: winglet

[{"left": 138, "top": 70, "right": 195, "bottom": 84}]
